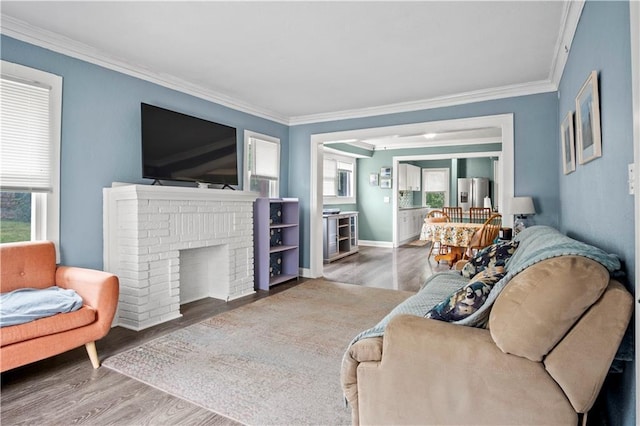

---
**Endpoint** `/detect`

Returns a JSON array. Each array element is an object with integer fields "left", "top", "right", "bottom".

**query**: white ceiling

[{"left": 1, "top": 1, "right": 579, "bottom": 127}]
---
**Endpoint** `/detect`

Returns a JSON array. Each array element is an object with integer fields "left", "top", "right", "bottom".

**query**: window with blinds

[
  {"left": 0, "top": 61, "right": 62, "bottom": 246},
  {"left": 0, "top": 78, "right": 52, "bottom": 192},
  {"left": 323, "top": 153, "right": 356, "bottom": 204},
  {"left": 323, "top": 159, "right": 337, "bottom": 197},
  {"left": 244, "top": 131, "right": 280, "bottom": 198},
  {"left": 422, "top": 168, "right": 450, "bottom": 208}
]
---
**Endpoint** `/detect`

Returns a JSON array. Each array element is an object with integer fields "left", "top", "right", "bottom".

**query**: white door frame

[{"left": 308, "top": 113, "right": 514, "bottom": 278}]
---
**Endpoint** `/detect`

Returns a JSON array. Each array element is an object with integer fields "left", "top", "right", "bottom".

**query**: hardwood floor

[
  {"left": 0, "top": 282, "right": 302, "bottom": 426},
  {"left": 1, "top": 242, "right": 443, "bottom": 425},
  {"left": 323, "top": 243, "right": 451, "bottom": 292}
]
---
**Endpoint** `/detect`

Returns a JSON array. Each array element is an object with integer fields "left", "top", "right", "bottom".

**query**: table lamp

[{"left": 506, "top": 196, "right": 536, "bottom": 234}]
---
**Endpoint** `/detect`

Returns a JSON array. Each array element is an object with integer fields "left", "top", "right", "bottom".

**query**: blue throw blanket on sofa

[
  {"left": 0, "top": 286, "right": 84, "bottom": 327},
  {"left": 350, "top": 226, "right": 621, "bottom": 345}
]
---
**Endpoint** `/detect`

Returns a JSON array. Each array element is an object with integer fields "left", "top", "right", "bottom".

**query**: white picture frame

[{"left": 575, "top": 70, "right": 602, "bottom": 165}]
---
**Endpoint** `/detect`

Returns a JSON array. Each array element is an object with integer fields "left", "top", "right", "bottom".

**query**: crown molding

[
  {"left": 288, "top": 79, "right": 556, "bottom": 125},
  {"left": 0, "top": 15, "right": 289, "bottom": 125},
  {"left": 548, "top": 0, "right": 585, "bottom": 86}
]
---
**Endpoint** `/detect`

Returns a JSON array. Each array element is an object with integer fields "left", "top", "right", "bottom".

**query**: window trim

[
  {"left": 243, "top": 130, "right": 280, "bottom": 197},
  {"left": 323, "top": 151, "right": 357, "bottom": 205},
  {"left": 1, "top": 61, "right": 62, "bottom": 259}
]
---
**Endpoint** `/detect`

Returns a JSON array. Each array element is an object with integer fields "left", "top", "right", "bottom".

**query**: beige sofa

[{"left": 341, "top": 226, "right": 633, "bottom": 425}]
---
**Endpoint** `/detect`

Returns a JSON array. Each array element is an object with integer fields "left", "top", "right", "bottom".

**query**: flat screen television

[{"left": 141, "top": 103, "right": 238, "bottom": 186}]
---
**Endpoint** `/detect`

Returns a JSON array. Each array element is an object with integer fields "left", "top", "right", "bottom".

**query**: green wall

[
  {"left": 356, "top": 143, "right": 501, "bottom": 242},
  {"left": 459, "top": 157, "right": 494, "bottom": 179}
]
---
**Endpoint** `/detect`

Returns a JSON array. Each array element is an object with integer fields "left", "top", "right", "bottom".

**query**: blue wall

[
  {"left": 0, "top": 35, "right": 289, "bottom": 269},
  {"left": 557, "top": 1, "right": 635, "bottom": 424},
  {"left": 290, "top": 93, "right": 559, "bottom": 267},
  {"left": 1, "top": 3, "right": 634, "bottom": 420}
]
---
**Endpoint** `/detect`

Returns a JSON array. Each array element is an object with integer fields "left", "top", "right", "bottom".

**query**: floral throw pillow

[
  {"left": 426, "top": 267, "right": 506, "bottom": 322},
  {"left": 461, "top": 240, "right": 519, "bottom": 279}
]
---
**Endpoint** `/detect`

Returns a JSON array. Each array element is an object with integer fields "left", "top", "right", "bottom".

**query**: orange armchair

[{"left": 0, "top": 241, "right": 119, "bottom": 372}]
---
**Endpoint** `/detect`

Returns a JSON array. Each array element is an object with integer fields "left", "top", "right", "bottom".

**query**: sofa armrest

[
  {"left": 340, "top": 336, "right": 383, "bottom": 424},
  {"left": 355, "top": 314, "right": 576, "bottom": 425},
  {"left": 55, "top": 266, "right": 119, "bottom": 334}
]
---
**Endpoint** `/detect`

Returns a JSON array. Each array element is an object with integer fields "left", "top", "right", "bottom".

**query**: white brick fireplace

[{"left": 103, "top": 184, "right": 258, "bottom": 331}]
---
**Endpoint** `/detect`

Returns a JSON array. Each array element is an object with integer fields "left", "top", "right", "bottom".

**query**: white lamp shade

[{"left": 505, "top": 196, "right": 536, "bottom": 215}]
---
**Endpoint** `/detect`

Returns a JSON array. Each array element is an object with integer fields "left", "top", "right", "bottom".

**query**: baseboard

[
  {"left": 299, "top": 267, "right": 315, "bottom": 278},
  {"left": 358, "top": 240, "right": 394, "bottom": 248},
  {"left": 226, "top": 289, "right": 256, "bottom": 302},
  {"left": 398, "top": 234, "right": 421, "bottom": 245}
]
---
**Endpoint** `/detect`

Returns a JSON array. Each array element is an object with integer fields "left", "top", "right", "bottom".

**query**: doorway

[{"left": 309, "top": 113, "right": 514, "bottom": 278}]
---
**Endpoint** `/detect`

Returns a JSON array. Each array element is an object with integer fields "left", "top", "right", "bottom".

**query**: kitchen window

[
  {"left": 422, "top": 168, "right": 450, "bottom": 209},
  {"left": 0, "top": 61, "right": 62, "bottom": 250}
]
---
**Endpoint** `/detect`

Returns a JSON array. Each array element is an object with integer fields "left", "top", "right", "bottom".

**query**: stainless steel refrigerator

[{"left": 457, "top": 177, "right": 490, "bottom": 211}]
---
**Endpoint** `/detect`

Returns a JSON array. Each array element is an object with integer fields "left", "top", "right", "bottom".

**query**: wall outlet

[
  {"left": 383, "top": 196, "right": 390, "bottom": 203},
  {"left": 629, "top": 163, "right": 635, "bottom": 195}
]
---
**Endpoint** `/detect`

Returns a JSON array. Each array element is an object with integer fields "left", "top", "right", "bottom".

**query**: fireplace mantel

[{"left": 103, "top": 184, "right": 258, "bottom": 330}]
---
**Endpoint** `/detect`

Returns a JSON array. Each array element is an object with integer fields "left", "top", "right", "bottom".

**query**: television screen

[{"left": 141, "top": 103, "right": 238, "bottom": 186}]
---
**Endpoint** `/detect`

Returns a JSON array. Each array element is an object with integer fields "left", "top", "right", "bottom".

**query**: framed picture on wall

[
  {"left": 380, "top": 167, "right": 391, "bottom": 178},
  {"left": 380, "top": 178, "right": 391, "bottom": 189},
  {"left": 575, "top": 70, "right": 602, "bottom": 164},
  {"left": 369, "top": 173, "right": 379, "bottom": 186},
  {"left": 560, "top": 111, "right": 576, "bottom": 174}
]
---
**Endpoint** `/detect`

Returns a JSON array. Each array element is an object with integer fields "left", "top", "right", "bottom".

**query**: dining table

[{"left": 420, "top": 221, "right": 483, "bottom": 266}]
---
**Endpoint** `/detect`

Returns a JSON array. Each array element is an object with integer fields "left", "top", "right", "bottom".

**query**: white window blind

[
  {"left": 424, "top": 170, "right": 447, "bottom": 192},
  {"left": 323, "top": 159, "right": 337, "bottom": 196},
  {"left": 252, "top": 137, "right": 279, "bottom": 178},
  {"left": 337, "top": 161, "right": 353, "bottom": 172},
  {"left": 0, "top": 77, "right": 52, "bottom": 192}
]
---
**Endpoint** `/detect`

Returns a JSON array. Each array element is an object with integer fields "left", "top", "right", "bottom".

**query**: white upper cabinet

[{"left": 398, "top": 164, "right": 421, "bottom": 191}]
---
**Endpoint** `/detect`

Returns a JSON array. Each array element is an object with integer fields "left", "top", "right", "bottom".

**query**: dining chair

[
  {"left": 424, "top": 210, "right": 449, "bottom": 259},
  {"left": 442, "top": 206, "right": 463, "bottom": 223},
  {"left": 469, "top": 207, "right": 492, "bottom": 223},
  {"left": 463, "top": 213, "right": 502, "bottom": 259}
]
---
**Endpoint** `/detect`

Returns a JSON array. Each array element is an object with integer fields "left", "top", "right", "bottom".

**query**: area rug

[
  {"left": 408, "top": 238, "right": 429, "bottom": 247},
  {"left": 103, "top": 279, "right": 412, "bottom": 425}
]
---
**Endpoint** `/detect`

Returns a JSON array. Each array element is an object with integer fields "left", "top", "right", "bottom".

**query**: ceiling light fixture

[{"left": 423, "top": 133, "right": 437, "bottom": 139}]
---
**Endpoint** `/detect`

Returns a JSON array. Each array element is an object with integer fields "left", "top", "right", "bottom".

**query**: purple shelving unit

[{"left": 253, "top": 197, "right": 299, "bottom": 291}]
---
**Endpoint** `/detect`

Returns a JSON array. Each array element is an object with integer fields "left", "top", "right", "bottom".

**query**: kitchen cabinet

[
  {"left": 323, "top": 212, "right": 358, "bottom": 263},
  {"left": 398, "top": 164, "right": 421, "bottom": 191},
  {"left": 398, "top": 207, "right": 429, "bottom": 243}
]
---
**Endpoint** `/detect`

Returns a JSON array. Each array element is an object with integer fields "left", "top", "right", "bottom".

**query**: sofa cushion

[
  {"left": 426, "top": 267, "right": 505, "bottom": 323},
  {"left": 461, "top": 240, "right": 519, "bottom": 278},
  {"left": 0, "top": 241, "right": 57, "bottom": 293},
  {"left": 0, "top": 305, "right": 96, "bottom": 347},
  {"left": 489, "top": 256, "right": 609, "bottom": 362}
]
